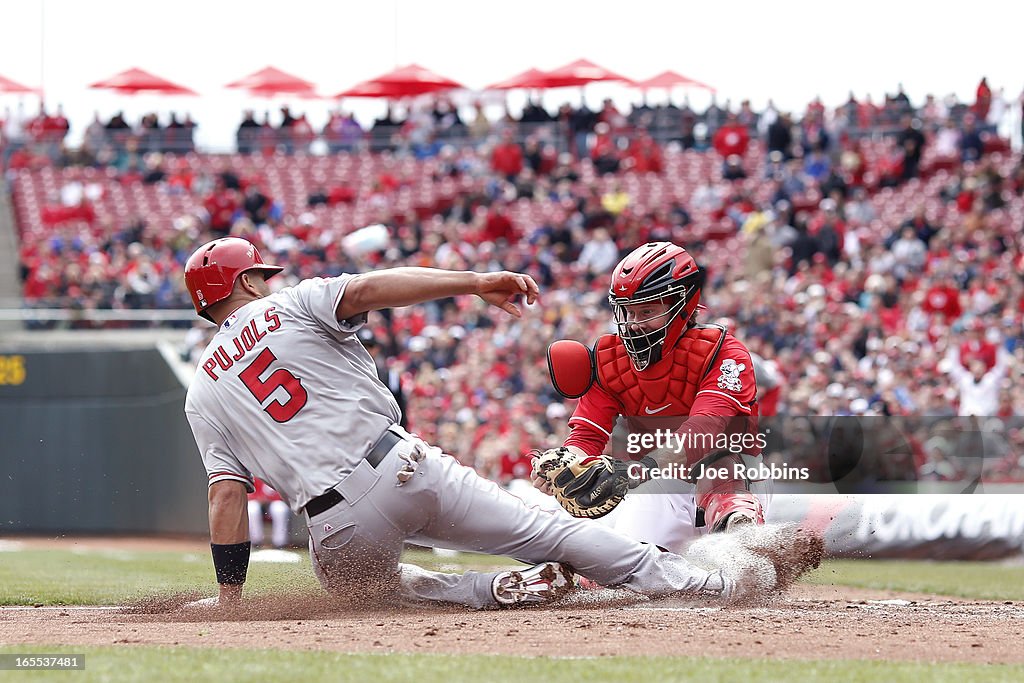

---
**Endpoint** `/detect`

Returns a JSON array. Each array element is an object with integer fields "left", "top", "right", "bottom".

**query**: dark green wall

[{"left": 0, "top": 348, "right": 209, "bottom": 534}]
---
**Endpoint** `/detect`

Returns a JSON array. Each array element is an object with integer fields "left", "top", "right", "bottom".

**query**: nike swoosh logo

[{"left": 644, "top": 404, "right": 672, "bottom": 415}]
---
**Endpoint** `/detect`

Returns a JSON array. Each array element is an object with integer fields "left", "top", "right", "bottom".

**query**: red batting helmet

[
  {"left": 608, "top": 242, "right": 705, "bottom": 371},
  {"left": 184, "top": 238, "right": 283, "bottom": 321}
]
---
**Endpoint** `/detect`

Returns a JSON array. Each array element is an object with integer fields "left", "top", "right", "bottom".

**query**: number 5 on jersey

[{"left": 239, "top": 348, "right": 308, "bottom": 422}]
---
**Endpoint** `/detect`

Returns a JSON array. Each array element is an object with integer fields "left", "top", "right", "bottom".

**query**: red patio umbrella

[
  {"left": 334, "top": 82, "right": 408, "bottom": 98},
  {"left": 335, "top": 64, "right": 464, "bottom": 99},
  {"left": 226, "top": 66, "right": 317, "bottom": 96},
  {"left": 0, "top": 73, "right": 37, "bottom": 94},
  {"left": 89, "top": 68, "right": 197, "bottom": 95},
  {"left": 634, "top": 70, "right": 715, "bottom": 92},
  {"left": 483, "top": 68, "right": 551, "bottom": 91},
  {"left": 538, "top": 59, "right": 633, "bottom": 89}
]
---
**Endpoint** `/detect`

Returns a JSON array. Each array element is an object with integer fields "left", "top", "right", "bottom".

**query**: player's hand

[
  {"left": 530, "top": 454, "right": 554, "bottom": 495},
  {"left": 475, "top": 271, "right": 539, "bottom": 318},
  {"left": 396, "top": 442, "right": 428, "bottom": 485}
]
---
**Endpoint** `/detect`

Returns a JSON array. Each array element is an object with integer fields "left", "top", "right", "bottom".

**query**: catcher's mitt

[{"left": 531, "top": 446, "right": 632, "bottom": 519}]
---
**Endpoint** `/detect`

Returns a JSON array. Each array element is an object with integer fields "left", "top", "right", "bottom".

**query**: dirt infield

[
  {"left": 3, "top": 535, "right": 1020, "bottom": 664},
  {"left": 2, "top": 584, "right": 1023, "bottom": 664}
]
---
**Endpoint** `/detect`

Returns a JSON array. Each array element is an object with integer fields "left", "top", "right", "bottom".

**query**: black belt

[{"left": 303, "top": 429, "right": 403, "bottom": 518}]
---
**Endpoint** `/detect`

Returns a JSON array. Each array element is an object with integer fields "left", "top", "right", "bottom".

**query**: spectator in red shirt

[
  {"left": 597, "top": 97, "right": 628, "bottom": 133},
  {"left": 46, "top": 105, "right": 69, "bottom": 157},
  {"left": 291, "top": 113, "right": 315, "bottom": 153},
  {"left": 167, "top": 159, "right": 194, "bottom": 193},
  {"left": 856, "top": 94, "right": 878, "bottom": 128},
  {"left": 327, "top": 183, "right": 356, "bottom": 205},
  {"left": 875, "top": 139, "right": 906, "bottom": 188},
  {"left": 490, "top": 128, "right": 523, "bottom": 180},
  {"left": 959, "top": 322, "right": 998, "bottom": 372},
  {"left": 25, "top": 106, "right": 48, "bottom": 143},
  {"left": 480, "top": 202, "right": 516, "bottom": 243},
  {"left": 806, "top": 96, "right": 826, "bottom": 119},
  {"left": 625, "top": 128, "right": 663, "bottom": 174},
  {"left": 921, "top": 278, "right": 963, "bottom": 320},
  {"left": 203, "top": 177, "right": 241, "bottom": 236},
  {"left": 974, "top": 77, "right": 992, "bottom": 120},
  {"left": 713, "top": 114, "right": 750, "bottom": 159},
  {"left": 713, "top": 113, "right": 750, "bottom": 179},
  {"left": 591, "top": 121, "right": 620, "bottom": 175}
]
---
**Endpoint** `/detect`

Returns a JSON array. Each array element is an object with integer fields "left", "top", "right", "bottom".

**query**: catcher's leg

[
  {"left": 598, "top": 479, "right": 700, "bottom": 553},
  {"left": 693, "top": 455, "right": 776, "bottom": 532}
]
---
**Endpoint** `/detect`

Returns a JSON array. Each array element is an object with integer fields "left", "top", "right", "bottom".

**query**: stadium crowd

[{"left": 5, "top": 80, "right": 1024, "bottom": 483}]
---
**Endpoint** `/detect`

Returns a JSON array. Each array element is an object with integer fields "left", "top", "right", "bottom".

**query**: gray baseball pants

[{"left": 307, "top": 426, "right": 723, "bottom": 608}]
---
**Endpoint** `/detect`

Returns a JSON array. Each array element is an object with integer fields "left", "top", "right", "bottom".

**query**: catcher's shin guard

[
  {"left": 701, "top": 491, "right": 765, "bottom": 533},
  {"left": 693, "top": 453, "right": 764, "bottom": 533}
]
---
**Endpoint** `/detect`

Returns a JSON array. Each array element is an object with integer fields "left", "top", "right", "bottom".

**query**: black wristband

[{"left": 211, "top": 542, "right": 251, "bottom": 585}]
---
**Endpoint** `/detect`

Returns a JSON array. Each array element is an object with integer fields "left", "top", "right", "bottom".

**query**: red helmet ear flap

[{"left": 547, "top": 340, "right": 595, "bottom": 399}]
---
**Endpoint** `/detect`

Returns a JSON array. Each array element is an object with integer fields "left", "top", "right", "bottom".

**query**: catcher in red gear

[{"left": 533, "top": 242, "right": 768, "bottom": 552}]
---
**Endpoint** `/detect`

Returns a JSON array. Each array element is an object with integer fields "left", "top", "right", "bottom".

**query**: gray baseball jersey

[{"left": 185, "top": 276, "right": 400, "bottom": 513}]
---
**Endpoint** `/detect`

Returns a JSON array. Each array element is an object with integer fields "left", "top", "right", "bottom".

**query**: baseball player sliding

[
  {"left": 533, "top": 242, "right": 770, "bottom": 552},
  {"left": 183, "top": 237, "right": 814, "bottom": 610}
]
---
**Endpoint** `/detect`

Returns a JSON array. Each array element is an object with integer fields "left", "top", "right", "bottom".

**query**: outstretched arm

[
  {"left": 991, "top": 346, "right": 1011, "bottom": 377},
  {"left": 336, "top": 268, "right": 539, "bottom": 321},
  {"left": 942, "top": 346, "right": 970, "bottom": 383}
]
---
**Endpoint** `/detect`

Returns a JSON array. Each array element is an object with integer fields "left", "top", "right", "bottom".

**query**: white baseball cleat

[{"left": 492, "top": 562, "right": 575, "bottom": 607}]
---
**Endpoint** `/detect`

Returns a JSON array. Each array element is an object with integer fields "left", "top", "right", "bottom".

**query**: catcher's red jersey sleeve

[{"left": 564, "top": 381, "right": 621, "bottom": 455}]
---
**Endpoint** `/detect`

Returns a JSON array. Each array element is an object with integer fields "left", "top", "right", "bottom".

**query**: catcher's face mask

[{"left": 611, "top": 293, "right": 688, "bottom": 371}]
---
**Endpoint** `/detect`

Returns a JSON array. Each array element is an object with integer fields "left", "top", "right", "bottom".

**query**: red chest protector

[
  {"left": 594, "top": 324, "right": 726, "bottom": 426},
  {"left": 546, "top": 324, "right": 765, "bottom": 531}
]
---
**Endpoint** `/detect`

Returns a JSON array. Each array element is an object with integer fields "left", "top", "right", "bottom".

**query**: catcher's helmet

[
  {"left": 184, "top": 237, "right": 283, "bottom": 321},
  {"left": 608, "top": 242, "right": 705, "bottom": 371}
]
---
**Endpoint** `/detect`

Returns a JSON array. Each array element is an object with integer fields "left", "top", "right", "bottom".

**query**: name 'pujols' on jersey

[{"left": 202, "top": 307, "right": 283, "bottom": 380}]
